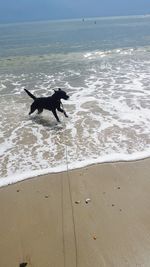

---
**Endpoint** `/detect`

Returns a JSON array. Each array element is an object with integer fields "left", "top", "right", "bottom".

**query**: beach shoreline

[
  {"left": 0, "top": 158, "right": 150, "bottom": 266},
  {"left": 1, "top": 154, "right": 150, "bottom": 188}
]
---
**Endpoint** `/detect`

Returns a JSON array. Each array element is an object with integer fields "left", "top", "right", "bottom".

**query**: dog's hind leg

[{"left": 29, "top": 103, "right": 37, "bottom": 115}]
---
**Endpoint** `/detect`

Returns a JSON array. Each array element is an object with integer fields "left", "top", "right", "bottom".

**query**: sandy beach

[{"left": 0, "top": 159, "right": 150, "bottom": 267}]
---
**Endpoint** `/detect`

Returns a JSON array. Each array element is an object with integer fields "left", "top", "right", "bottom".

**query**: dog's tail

[{"left": 24, "top": 88, "right": 36, "bottom": 100}]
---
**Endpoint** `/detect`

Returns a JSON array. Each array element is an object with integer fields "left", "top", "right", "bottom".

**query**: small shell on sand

[{"left": 85, "top": 198, "right": 91, "bottom": 204}]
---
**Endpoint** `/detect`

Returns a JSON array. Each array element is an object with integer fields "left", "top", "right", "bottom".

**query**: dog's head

[{"left": 54, "top": 88, "right": 69, "bottom": 100}]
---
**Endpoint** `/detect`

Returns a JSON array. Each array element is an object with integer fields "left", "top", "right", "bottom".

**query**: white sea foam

[
  {"left": 0, "top": 47, "right": 150, "bottom": 187},
  {"left": 0, "top": 150, "right": 150, "bottom": 188}
]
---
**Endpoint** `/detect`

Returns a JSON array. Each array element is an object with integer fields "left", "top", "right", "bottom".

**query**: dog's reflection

[{"left": 30, "top": 115, "right": 64, "bottom": 130}]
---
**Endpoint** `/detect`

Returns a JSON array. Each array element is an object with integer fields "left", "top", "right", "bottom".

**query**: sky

[{"left": 0, "top": 0, "right": 150, "bottom": 23}]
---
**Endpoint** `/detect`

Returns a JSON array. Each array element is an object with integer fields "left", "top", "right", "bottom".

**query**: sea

[{"left": 0, "top": 15, "right": 150, "bottom": 187}]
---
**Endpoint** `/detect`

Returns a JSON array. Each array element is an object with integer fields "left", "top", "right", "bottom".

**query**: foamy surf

[
  {"left": 0, "top": 150, "right": 150, "bottom": 188},
  {"left": 0, "top": 45, "right": 150, "bottom": 186}
]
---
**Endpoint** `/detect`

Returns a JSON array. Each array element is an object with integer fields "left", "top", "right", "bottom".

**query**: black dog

[{"left": 24, "top": 88, "right": 69, "bottom": 122}]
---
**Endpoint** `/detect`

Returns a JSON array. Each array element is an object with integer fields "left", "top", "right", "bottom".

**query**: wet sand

[{"left": 0, "top": 159, "right": 150, "bottom": 267}]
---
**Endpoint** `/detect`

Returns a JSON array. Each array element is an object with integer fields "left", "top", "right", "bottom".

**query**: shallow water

[{"left": 0, "top": 16, "right": 150, "bottom": 186}]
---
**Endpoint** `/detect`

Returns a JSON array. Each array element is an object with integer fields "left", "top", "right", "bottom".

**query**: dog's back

[{"left": 33, "top": 96, "right": 58, "bottom": 110}]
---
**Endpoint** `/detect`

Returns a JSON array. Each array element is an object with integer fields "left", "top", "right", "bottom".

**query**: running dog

[{"left": 24, "top": 88, "right": 69, "bottom": 122}]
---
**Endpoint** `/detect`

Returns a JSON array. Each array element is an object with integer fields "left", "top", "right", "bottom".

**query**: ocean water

[{"left": 0, "top": 15, "right": 150, "bottom": 187}]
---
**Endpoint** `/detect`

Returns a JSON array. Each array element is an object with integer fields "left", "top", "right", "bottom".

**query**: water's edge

[{"left": 0, "top": 151, "right": 150, "bottom": 188}]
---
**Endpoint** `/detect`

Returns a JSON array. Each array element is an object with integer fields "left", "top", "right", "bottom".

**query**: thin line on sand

[{"left": 0, "top": 159, "right": 150, "bottom": 267}]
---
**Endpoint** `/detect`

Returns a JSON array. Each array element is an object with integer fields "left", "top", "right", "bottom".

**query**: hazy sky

[{"left": 0, "top": 0, "right": 150, "bottom": 23}]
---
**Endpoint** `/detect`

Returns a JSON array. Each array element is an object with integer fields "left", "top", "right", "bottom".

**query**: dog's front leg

[
  {"left": 57, "top": 107, "right": 68, "bottom": 118},
  {"left": 52, "top": 109, "right": 60, "bottom": 122},
  {"left": 63, "top": 110, "right": 68, "bottom": 118}
]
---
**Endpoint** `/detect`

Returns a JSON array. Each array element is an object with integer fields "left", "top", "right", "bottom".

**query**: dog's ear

[
  {"left": 53, "top": 89, "right": 57, "bottom": 92},
  {"left": 58, "top": 88, "right": 61, "bottom": 91}
]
